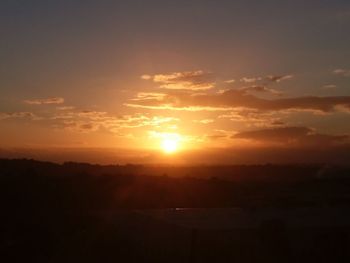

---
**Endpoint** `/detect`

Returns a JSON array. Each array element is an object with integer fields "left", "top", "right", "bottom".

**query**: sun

[
  {"left": 160, "top": 133, "right": 181, "bottom": 154},
  {"left": 152, "top": 132, "right": 182, "bottom": 154},
  {"left": 161, "top": 138, "right": 178, "bottom": 154}
]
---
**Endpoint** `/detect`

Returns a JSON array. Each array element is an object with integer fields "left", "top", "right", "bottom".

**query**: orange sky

[
  {"left": 1, "top": 69, "right": 350, "bottom": 164},
  {"left": 1, "top": 1, "right": 350, "bottom": 164}
]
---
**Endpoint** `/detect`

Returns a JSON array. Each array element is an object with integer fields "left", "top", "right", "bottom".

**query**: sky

[{"left": 1, "top": 0, "right": 350, "bottom": 164}]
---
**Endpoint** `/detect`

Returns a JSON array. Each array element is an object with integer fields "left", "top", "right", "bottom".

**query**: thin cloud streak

[
  {"left": 24, "top": 97, "right": 65, "bottom": 105},
  {"left": 233, "top": 126, "right": 349, "bottom": 146}
]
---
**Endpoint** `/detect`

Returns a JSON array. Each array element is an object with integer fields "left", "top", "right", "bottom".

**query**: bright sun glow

[
  {"left": 162, "top": 139, "right": 178, "bottom": 153},
  {"left": 157, "top": 133, "right": 181, "bottom": 154}
]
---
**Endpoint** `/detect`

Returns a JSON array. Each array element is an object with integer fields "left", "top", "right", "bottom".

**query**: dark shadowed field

[{"left": 1, "top": 159, "right": 350, "bottom": 262}]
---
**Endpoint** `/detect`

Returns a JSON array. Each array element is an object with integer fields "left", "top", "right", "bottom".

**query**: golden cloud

[{"left": 141, "top": 70, "right": 215, "bottom": 90}]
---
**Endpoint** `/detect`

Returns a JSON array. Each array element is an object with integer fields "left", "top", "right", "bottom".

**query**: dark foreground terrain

[{"left": 1, "top": 159, "right": 350, "bottom": 262}]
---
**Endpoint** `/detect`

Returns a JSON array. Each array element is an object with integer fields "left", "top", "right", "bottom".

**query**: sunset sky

[{"left": 1, "top": 0, "right": 350, "bottom": 164}]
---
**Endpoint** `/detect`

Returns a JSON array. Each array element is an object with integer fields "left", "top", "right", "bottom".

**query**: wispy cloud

[
  {"left": 140, "top": 74, "right": 152, "bottom": 80},
  {"left": 205, "top": 129, "right": 233, "bottom": 141},
  {"left": 52, "top": 110, "right": 179, "bottom": 133},
  {"left": 240, "top": 85, "right": 283, "bottom": 96},
  {"left": 233, "top": 126, "right": 348, "bottom": 146},
  {"left": 193, "top": 119, "right": 215, "bottom": 124},
  {"left": 57, "top": 106, "right": 75, "bottom": 110},
  {"left": 62, "top": 121, "right": 100, "bottom": 133},
  {"left": 219, "top": 109, "right": 284, "bottom": 128},
  {"left": 0, "top": 112, "right": 37, "bottom": 120},
  {"left": 266, "top": 74, "right": 293, "bottom": 82},
  {"left": 141, "top": 70, "right": 215, "bottom": 90},
  {"left": 239, "top": 74, "right": 293, "bottom": 84},
  {"left": 131, "top": 92, "right": 167, "bottom": 101},
  {"left": 24, "top": 97, "right": 65, "bottom": 105},
  {"left": 322, "top": 84, "right": 337, "bottom": 89},
  {"left": 240, "top": 77, "right": 261, "bottom": 83},
  {"left": 333, "top": 69, "right": 350, "bottom": 77}
]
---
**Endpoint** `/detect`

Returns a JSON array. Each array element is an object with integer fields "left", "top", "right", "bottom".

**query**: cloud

[
  {"left": 24, "top": 97, "right": 65, "bottom": 105},
  {"left": 205, "top": 129, "right": 233, "bottom": 141},
  {"left": 131, "top": 92, "right": 167, "bottom": 101},
  {"left": 111, "top": 115, "right": 179, "bottom": 129},
  {"left": 0, "top": 112, "right": 37, "bottom": 120},
  {"left": 62, "top": 121, "right": 100, "bottom": 133},
  {"left": 322, "top": 84, "right": 337, "bottom": 89},
  {"left": 240, "top": 77, "right": 261, "bottom": 83},
  {"left": 219, "top": 109, "right": 284, "bottom": 128},
  {"left": 57, "top": 106, "right": 75, "bottom": 110},
  {"left": 127, "top": 89, "right": 350, "bottom": 113},
  {"left": 138, "top": 71, "right": 292, "bottom": 94},
  {"left": 333, "top": 69, "right": 350, "bottom": 77},
  {"left": 141, "top": 74, "right": 152, "bottom": 80},
  {"left": 240, "top": 85, "right": 283, "bottom": 96},
  {"left": 266, "top": 74, "right": 293, "bottom": 82},
  {"left": 206, "top": 134, "right": 228, "bottom": 140},
  {"left": 270, "top": 120, "right": 285, "bottom": 126},
  {"left": 233, "top": 127, "right": 311, "bottom": 141},
  {"left": 79, "top": 123, "right": 96, "bottom": 131},
  {"left": 193, "top": 119, "right": 214, "bottom": 124},
  {"left": 52, "top": 110, "right": 179, "bottom": 133},
  {"left": 142, "top": 70, "right": 215, "bottom": 90},
  {"left": 232, "top": 126, "right": 348, "bottom": 146},
  {"left": 239, "top": 74, "right": 293, "bottom": 84}
]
